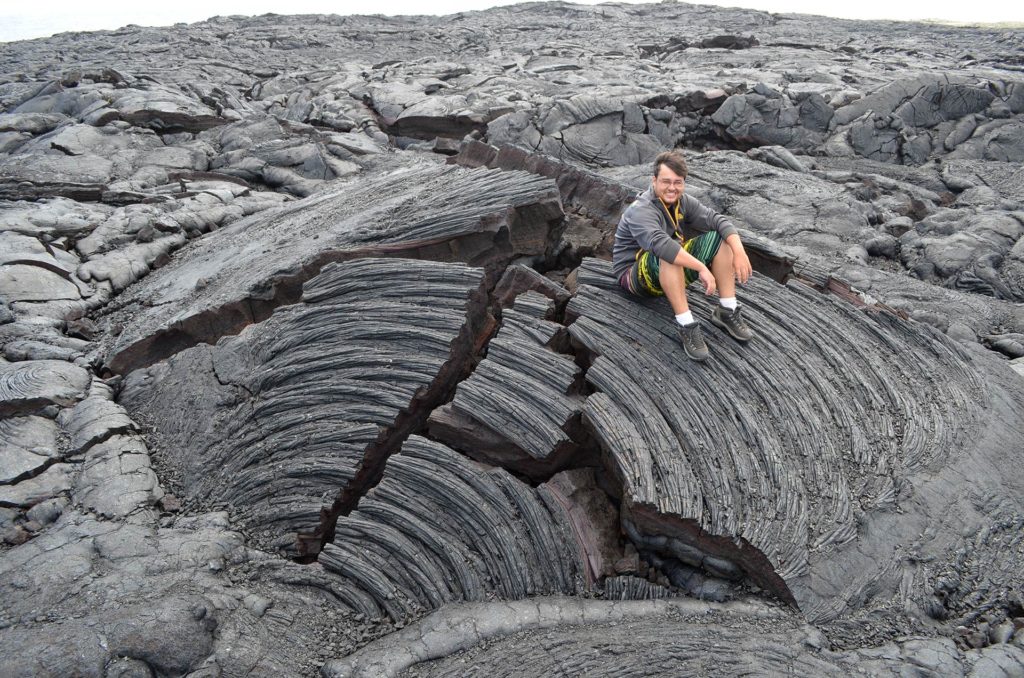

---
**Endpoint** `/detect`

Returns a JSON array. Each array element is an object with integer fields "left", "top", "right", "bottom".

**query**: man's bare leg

[
  {"left": 710, "top": 244, "right": 735, "bottom": 300},
  {"left": 658, "top": 260, "right": 689, "bottom": 315},
  {"left": 659, "top": 260, "right": 709, "bottom": 360},
  {"left": 708, "top": 244, "right": 753, "bottom": 341}
]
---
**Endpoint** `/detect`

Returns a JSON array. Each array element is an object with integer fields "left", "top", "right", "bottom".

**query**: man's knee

[
  {"left": 659, "top": 259, "right": 684, "bottom": 278},
  {"left": 713, "top": 243, "right": 733, "bottom": 264}
]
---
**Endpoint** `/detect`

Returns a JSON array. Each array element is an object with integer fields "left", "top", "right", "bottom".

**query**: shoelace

[{"left": 683, "top": 324, "right": 705, "bottom": 346}]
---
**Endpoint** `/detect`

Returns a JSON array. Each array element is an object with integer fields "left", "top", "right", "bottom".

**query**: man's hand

[
  {"left": 698, "top": 266, "right": 717, "bottom": 296},
  {"left": 732, "top": 246, "right": 752, "bottom": 284}
]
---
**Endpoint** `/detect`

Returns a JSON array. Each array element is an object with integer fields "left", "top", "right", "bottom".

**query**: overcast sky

[{"left": 2, "top": 0, "right": 1022, "bottom": 43}]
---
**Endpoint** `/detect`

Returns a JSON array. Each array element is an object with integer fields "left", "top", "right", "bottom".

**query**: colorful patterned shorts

[{"left": 619, "top": 231, "right": 723, "bottom": 297}]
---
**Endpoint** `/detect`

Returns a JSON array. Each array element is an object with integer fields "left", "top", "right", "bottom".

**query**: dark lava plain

[{"left": 2, "top": 2, "right": 1024, "bottom": 676}]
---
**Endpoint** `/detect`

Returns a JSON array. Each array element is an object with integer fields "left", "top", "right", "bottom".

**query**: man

[{"left": 612, "top": 150, "right": 753, "bottom": 361}]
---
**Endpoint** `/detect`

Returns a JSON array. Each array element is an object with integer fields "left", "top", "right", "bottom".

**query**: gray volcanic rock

[
  {"left": 0, "top": 262, "right": 82, "bottom": 303},
  {"left": 674, "top": 149, "right": 877, "bottom": 257},
  {"left": 827, "top": 75, "right": 1008, "bottom": 164},
  {"left": 324, "top": 598, "right": 792, "bottom": 677},
  {"left": 0, "top": 462, "right": 76, "bottom": 510},
  {"left": 0, "top": 595, "right": 217, "bottom": 676},
  {"left": 0, "top": 415, "right": 59, "bottom": 483},
  {"left": 328, "top": 598, "right": 1017, "bottom": 678},
  {"left": 62, "top": 381, "right": 162, "bottom": 519},
  {"left": 58, "top": 379, "right": 135, "bottom": 453},
  {"left": 202, "top": 116, "right": 374, "bottom": 196},
  {"left": 489, "top": 94, "right": 672, "bottom": 166},
  {"left": 568, "top": 258, "right": 1024, "bottom": 621},
  {"left": 712, "top": 83, "right": 832, "bottom": 151},
  {"left": 428, "top": 295, "right": 583, "bottom": 479},
  {"left": 120, "top": 258, "right": 493, "bottom": 553},
  {"left": 319, "top": 435, "right": 587, "bottom": 622},
  {"left": 899, "top": 209, "right": 1024, "bottom": 300},
  {"left": 100, "top": 161, "right": 563, "bottom": 374},
  {"left": 0, "top": 359, "right": 91, "bottom": 416},
  {"left": 74, "top": 433, "right": 164, "bottom": 519},
  {"left": 0, "top": 112, "right": 67, "bottom": 134},
  {"left": 2, "top": 3, "right": 1024, "bottom": 677},
  {"left": 0, "top": 511, "right": 339, "bottom": 675}
]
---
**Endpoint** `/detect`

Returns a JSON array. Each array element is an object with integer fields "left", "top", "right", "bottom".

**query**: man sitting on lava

[{"left": 612, "top": 150, "right": 753, "bottom": 361}]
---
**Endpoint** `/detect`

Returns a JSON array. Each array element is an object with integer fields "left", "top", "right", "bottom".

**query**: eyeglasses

[{"left": 656, "top": 179, "right": 684, "bottom": 188}]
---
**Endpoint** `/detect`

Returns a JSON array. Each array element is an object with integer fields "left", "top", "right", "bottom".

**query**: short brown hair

[{"left": 653, "top": 150, "right": 688, "bottom": 179}]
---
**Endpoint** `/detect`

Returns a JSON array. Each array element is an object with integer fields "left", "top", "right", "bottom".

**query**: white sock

[
  {"left": 719, "top": 297, "right": 738, "bottom": 311},
  {"left": 675, "top": 311, "right": 695, "bottom": 326}
]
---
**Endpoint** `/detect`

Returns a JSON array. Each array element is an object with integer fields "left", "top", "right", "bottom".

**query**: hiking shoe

[
  {"left": 711, "top": 306, "right": 753, "bottom": 343},
  {"left": 678, "top": 322, "right": 709, "bottom": 361}
]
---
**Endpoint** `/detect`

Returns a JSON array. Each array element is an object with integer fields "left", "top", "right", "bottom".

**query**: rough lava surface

[{"left": 2, "top": 2, "right": 1024, "bottom": 677}]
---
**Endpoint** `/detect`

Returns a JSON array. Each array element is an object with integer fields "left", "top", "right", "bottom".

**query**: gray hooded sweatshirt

[{"left": 611, "top": 186, "right": 738, "bottom": 279}]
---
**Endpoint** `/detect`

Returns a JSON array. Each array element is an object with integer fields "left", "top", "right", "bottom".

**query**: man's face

[{"left": 652, "top": 164, "right": 685, "bottom": 204}]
